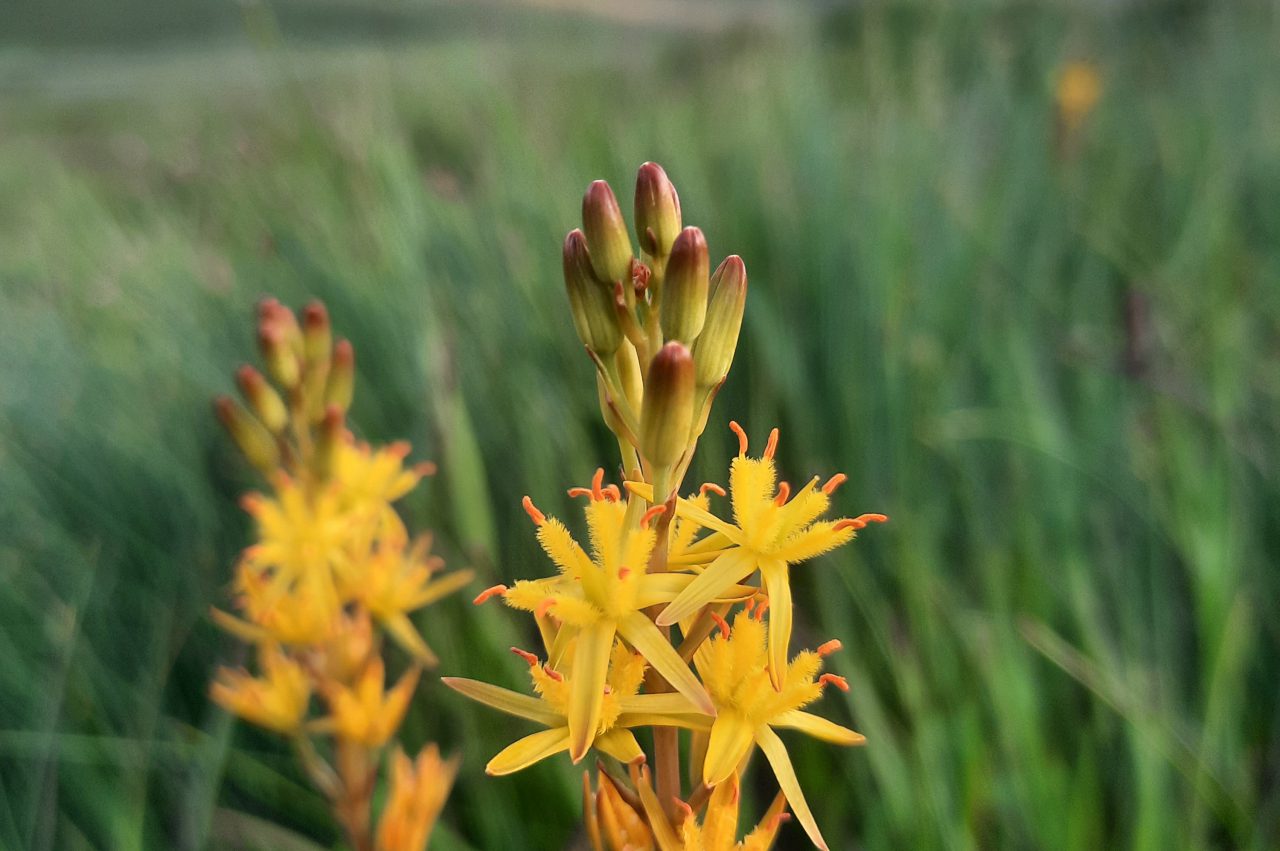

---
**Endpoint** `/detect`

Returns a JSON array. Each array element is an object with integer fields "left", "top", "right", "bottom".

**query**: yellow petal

[
  {"left": 656, "top": 549, "right": 757, "bottom": 627},
  {"left": 617, "top": 693, "right": 704, "bottom": 715},
  {"left": 595, "top": 728, "right": 644, "bottom": 764},
  {"left": 568, "top": 621, "right": 616, "bottom": 763},
  {"left": 380, "top": 613, "right": 440, "bottom": 667},
  {"left": 702, "top": 711, "right": 755, "bottom": 786},
  {"left": 773, "top": 521, "right": 855, "bottom": 564},
  {"left": 618, "top": 612, "right": 715, "bottom": 716},
  {"left": 760, "top": 559, "right": 792, "bottom": 691},
  {"left": 625, "top": 482, "right": 741, "bottom": 541},
  {"left": 629, "top": 763, "right": 683, "bottom": 851},
  {"left": 756, "top": 725, "right": 827, "bottom": 850},
  {"left": 773, "top": 710, "right": 866, "bottom": 746},
  {"left": 441, "top": 677, "right": 561, "bottom": 726},
  {"left": 486, "top": 727, "right": 572, "bottom": 775},
  {"left": 406, "top": 568, "right": 475, "bottom": 610},
  {"left": 729, "top": 455, "right": 776, "bottom": 532}
]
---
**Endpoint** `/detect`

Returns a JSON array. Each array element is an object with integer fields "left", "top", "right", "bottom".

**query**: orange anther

[
  {"left": 834, "top": 518, "right": 863, "bottom": 531},
  {"left": 673, "top": 798, "right": 694, "bottom": 819},
  {"left": 511, "top": 647, "right": 539, "bottom": 666},
  {"left": 769, "top": 811, "right": 792, "bottom": 829},
  {"left": 819, "top": 673, "right": 850, "bottom": 692},
  {"left": 729, "top": 421, "right": 749, "bottom": 456},
  {"left": 744, "top": 598, "right": 757, "bottom": 617},
  {"left": 699, "top": 482, "right": 727, "bottom": 497},
  {"left": 567, "top": 487, "right": 593, "bottom": 499},
  {"left": 522, "top": 496, "right": 546, "bottom": 526},
  {"left": 387, "top": 440, "right": 412, "bottom": 459},
  {"left": 603, "top": 684, "right": 614, "bottom": 695},
  {"left": 543, "top": 665, "right": 564, "bottom": 682},
  {"left": 755, "top": 599, "right": 770, "bottom": 620},
  {"left": 640, "top": 504, "right": 667, "bottom": 529},
  {"left": 618, "top": 566, "right": 632, "bottom": 581},
  {"left": 710, "top": 612, "right": 731, "bottom": 638},
  {"left": 856, "top": 513, "right": 889, "bottom": 525},
  {"left": 821, "top": 473, "right": 847, "bottom": 495},
  {"left": 473, "top": 584, "right": 508, "bottom": 605},
  {"left": 774, "top": 481, "right": 791, "bottom": 506},
  {"left": 816, "top": 639, "right": 843, "bottom": 657},
  {"left": 536, "top": 598, "right": 556, "bottom": 618},
  {"left": 603, "top": 484, "right": 622, "bottom": 502},
  {"left": 414, "top": 461, "right": 438, "bottom": 477},
  {"left": 763, "top": 427, "right": 780, "bottom": 460},
  {"left": 591, "top": 468, "right": 606, "bottom": 500},
  {"left": 239, "top": 493, "right": 263, "bottom": 513}
]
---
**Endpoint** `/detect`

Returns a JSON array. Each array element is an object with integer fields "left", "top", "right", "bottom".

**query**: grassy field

[{"left": 2, "top": 1, "right": 1278, "bottom": 848}]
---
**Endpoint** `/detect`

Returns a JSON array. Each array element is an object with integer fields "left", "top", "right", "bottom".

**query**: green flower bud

[
  {"left": 615, "top": 338, "right": 644, "bottom": 411},
  {"left": 215, "top": 395, "right": 279, "bottom": 475},
  {"left": 693, "top": 255, "right": 747, "bottom": 387},
  {"left": 641, "top": 342, "right": 695, "bottom": 467},
  {"left": 564, "top": 229, "right": 622, "bottom": 355},
  {"left": 235, "top": 365, "right": 288, "bottom": 433},
  {"left": 660, "top": 227, "right": 709, "bottom": 344},
  {"left": 634, "top": 162, "right": 682, "bottom": 259},
  {"left": 325, "top": 339, "right": 355, "bottom": 413},
  {"left": 582, "top": 180, "right": 633, "bottom": 283}
]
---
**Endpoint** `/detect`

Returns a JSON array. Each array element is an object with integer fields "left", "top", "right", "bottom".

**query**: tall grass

[{"left": 1, "top": 2, "right": 1277, "bottom": 848}]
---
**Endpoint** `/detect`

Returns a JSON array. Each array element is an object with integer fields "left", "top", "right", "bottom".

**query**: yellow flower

[
  {"left": 357, "top": 533, "right": 474, "bottom": 667},
  {"left": 210, "top": 644, "right": 310, "bottom": 734},
  {"left": 495, "top": 471, "right": 744, "bottom": 761},
  {"left": 694, "top": 612, "right": 864, "bottom": 850},
  {"left": 631, "top": 423, "right": 885, "bottom": 688},
  {"left": 629, "top": 763, "right": 789, "bottom": 851},
  {"left": 335, "top": 438, "right": 433, "bottom": 511},
  {"left": 375, "top": 743, "right": 459, "bottom": 851},
  {"left": 584, "top": 769, "right": 654, "bottom": 851},
  {"left": 321, "top": 658, "right": 420, "bottom": 747},
  {"left": 443, "top": 640, "right": 712, "bottom": 775},
  {"left": 217, "top": 560, "right": 340, "bottom": 645}
]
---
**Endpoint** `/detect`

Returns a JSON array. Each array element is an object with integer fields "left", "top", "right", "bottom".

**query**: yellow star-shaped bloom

[{"left": 210, "top": 643, "right": 310, "bottom": 734}]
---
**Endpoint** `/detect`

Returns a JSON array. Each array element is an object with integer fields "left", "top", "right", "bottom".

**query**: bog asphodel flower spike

[
  {"left": 211, "top": 299, "right": 466, "bottom": 851},
  {"left": 446, "top": 163, "right": 884, "bottom": 848}
]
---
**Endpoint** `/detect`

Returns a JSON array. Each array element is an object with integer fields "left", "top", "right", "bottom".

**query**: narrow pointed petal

[
  {"left": 773, "top": 710, "right": 866, "bottom": 746},
  {"left": 617, "top": 692, "right": 704, "bottom": 715},
  {"left": 630, "top": 763, "right": 683, "bottom": 851},
  {"left": 381, "top": 613, "right": 440, "bottom": 667},
  {"left": 406, "top": 568, "right": 475, "bottom": 609},
  {"left": 761, "top": 560, "right": 792, "bottom": 690},
  {"left": 702, "top": 711, "right": 755, "bottom": 785},
  {"left": 619, "top": 612, "right": 715, "bottom": 715},
  {"left": 595, "top": 728, "right": 644, "bottom": 764},
  {"left": 486, "top": 727, "right": 572, "bottom": 775},
  {"left": 568, "top": 621, "right": 616, "bottom": 762},
  {"left": 757, "top": 726, "right": 827, "bottom": 849},
  {"left": 656, "top": 549, "right": 756, "bottom": 627},
  {"left": 625, "top": 482, "right": 742, "bottom": 541},
  {"left": 441, "top": 677, "right": 561, "bottom": 726}
]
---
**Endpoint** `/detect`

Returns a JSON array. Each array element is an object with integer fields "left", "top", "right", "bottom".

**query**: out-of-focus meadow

[{"left": 2, "top": 0, "right": 1279, "bottom": 848}]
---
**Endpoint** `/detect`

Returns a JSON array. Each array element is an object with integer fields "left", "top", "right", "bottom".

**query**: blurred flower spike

[
  {"left": 449, "top": 164, "right": 886, "bottom": 848},
  {"left": 211, "top": 298, "right": 469, "bottom": 851}
]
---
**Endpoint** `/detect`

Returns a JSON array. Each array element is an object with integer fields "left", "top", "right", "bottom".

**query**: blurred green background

[{"left": 2, "top": 0, "right": 1278, "bottom": 848}]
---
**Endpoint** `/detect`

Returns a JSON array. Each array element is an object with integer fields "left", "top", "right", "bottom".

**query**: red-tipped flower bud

[
  {"left": 215, "top": 395, "right": 280, "bottom": 475},
  {"left": 641, "top": 342, "right": 696, "bottom": 467},
  {"left": 693, "top": 255, "right": 747, "bottom": 387},
  {"left": 582, "top": 180, "right": 633, "bottom": 283},
  {"left": 258, "top": 323, "right": 300, "bottom": 389},
  {"left": 314, "top": 404, "right": 345, "bottom": 480},
  {"left": 564, "top": 229, "right": 622, "bottom": 355},
  {"left": 235, "top": 365, "right": 288, "bottom": 433},
  {"left": 302, "top": 301, "right": 332, "bottom": 369},
  {"left": 634, "top": 162, "right": 682, "bottom": 259},
  {"left": 325, "top": 339, "right": 355, "bottom": 413},
  {"left": 661, "top": 227, "right": 710, "bottom": 343}
]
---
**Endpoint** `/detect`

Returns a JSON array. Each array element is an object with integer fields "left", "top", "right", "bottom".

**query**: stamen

[
  {"left": 763, "top": 427, "right": 780, "bottom": 460},
  {"left": 821, "top": 473, "right": 847, "bottom": 495},
  {"left": 536, "top": 598, "right": 556, "bottom": 619},
  {"left": 603, "top": 484, "right": 622, "bottom": 502},
  {"left": 629, "top": 753, "right": 647, "bottom": 767},
  {"left": 729, "top": 421, "right": 749, "bottom": 456},
  {"left": 640, "top": 505, "right": 666, "bottom": 529},
  {"left": 510, "top": 647, "right": 539, "bottom": 667},
  {"left": 856, "top": 513, "right": 890, "bottom": 525},
  {"left": 591, "top": 468, "right": 606, "bottom": 501},
  {"left": 567, "top": 487, "right": 593, "bottom": 499},
  {"left": 835, "top": 513, "right": 889, "bottom": 532},
  {"left": 819, "top": 673, "right": 850, "bottom": 692},
  {"left": 774, "top": 481, "right": 791, "bottom": 506},
  {"left": 239, "top": 494, "right": 263, "bottom": 512},
  {"left": 522, "top": 496, "right": 546, "bottom": 526},
  {"left": 543, "top": 665, "right": 564, "bottom": 682},
  {"left": 816, "top": 639, "right": 843, "bottom": 657},
  {"left": 755, "top": 598, "right": 770, "bottom": 620},
  {"left": 387, "top": 440, "right": 411, "bottom": 459},
  {"left": 414, "top": 461, "right": 438, "bottom": 477},
  {"left": 710, "top": 612, "right": 731, "bottom": 638},
  {"left": 744, "top": 598, "right": 757, "bottom": 617},
  {"left": 673, "top": 798, "right": 694, "bottom": 820},
  {"left": 473, "top": 584, "right": 508, "bottom": 605},
  {"left": 699, "top": 482, "right": 727, "bottom": 497},
  {"left": 618, "top": 566, "right": 632, "bottom": 581},
  {"left": 603, "top": 684, "right": 614, "bottom": 695},
  {"left": 769, "top": 811, "right": 792, "bottom": 830}
]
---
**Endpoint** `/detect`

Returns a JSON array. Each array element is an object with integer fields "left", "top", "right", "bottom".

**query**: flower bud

[
  {"left": 693, "top": 255, "right": 747, "bottom": 387},
  {"left": 615, "top": 338, "right": 644, "bottom": 411},
  {"left": 215, "top": 395, "right": 279, "bottom": 474},
  {"left": 325, "top": 339, "right": 355, "bottom": 413},
  {"left": 302, "top": 301, "right": 332, "bottom": 370},
  {"left": 314, "top": 404, "right": 345, "bottom": 480},
  {"left": 235, "top": 365, "right": 288, "bottom": 433},
  {"left": 258, "top": 323, "right": 300, "bottom": 389},
  {"left": 564, "top": 229, "right": 622, "bottom": 355},
  {"left": 660, "top": 227, "right": 709, "bottom": 343},
  {"left": 641, "top": 342, "right": 695, "bottom": 467},
  {"left": 582, "top": 180, "right": 633, "bottom": 283},
  {"left": 634, "top": 162, "right": 682, "bottom": 259}
]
